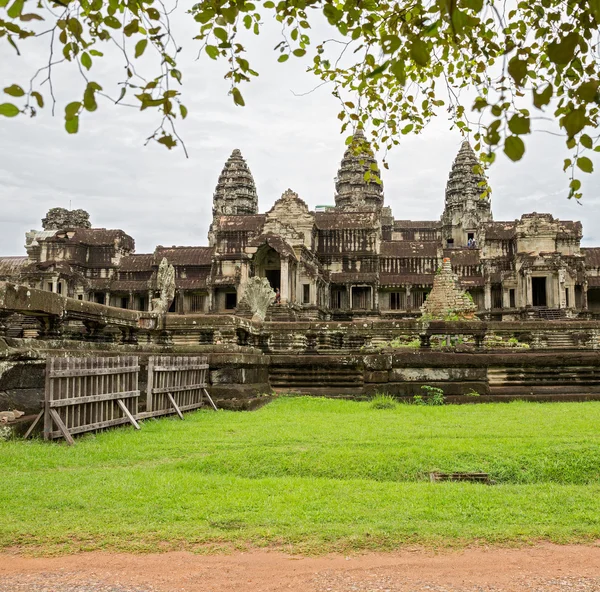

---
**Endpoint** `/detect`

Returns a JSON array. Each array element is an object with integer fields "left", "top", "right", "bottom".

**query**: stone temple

[{"left": 1, "top": 135, "right": 599, "bottom": 321}]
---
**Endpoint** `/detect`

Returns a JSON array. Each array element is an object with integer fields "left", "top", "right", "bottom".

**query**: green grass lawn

[{"left": 1, "top": 397, "right": 600, "bottom": 554}]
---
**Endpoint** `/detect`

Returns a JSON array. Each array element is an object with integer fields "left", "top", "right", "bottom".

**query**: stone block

[{"left": 365, "top": 370, "right": 389, "bottom": 383}]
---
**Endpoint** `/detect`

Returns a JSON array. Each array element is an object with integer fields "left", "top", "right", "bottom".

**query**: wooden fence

[
  {"left": 26, "top": 355, "right": 215, "bottom": 444},
  {"left": 140, "top": 355, "right": 216, "bottom": 420},
  {"left": 36, "top": 356, "right": 141, "bottom": 445}
]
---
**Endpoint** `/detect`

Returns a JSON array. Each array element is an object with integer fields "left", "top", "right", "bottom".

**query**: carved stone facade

[{"left": 2, "top": 137, "right": 600, "bottom": 320}]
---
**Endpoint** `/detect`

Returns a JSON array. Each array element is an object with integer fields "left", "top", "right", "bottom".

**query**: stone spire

[
  {"left": 445, "top": 141, "right": 490, "bottom": 205},
  {"left": 334, "top": 129, "right": 384, "bottom": 211},
  {"left": 212, "top": 149, "right": 258, "bottom": 216},
  {"left": 441, "top": 141, "right": 492, "bottom": 246}
]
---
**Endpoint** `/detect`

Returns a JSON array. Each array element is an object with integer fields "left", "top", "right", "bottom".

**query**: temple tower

[
  {"left": 212, "top": 149, "right": 258, "bottom": 216},
  {"left": 441, "top": 141, "right": 492, "bottom": 247},
  {"left": 334, "top": 130, "right": 384, "bottom": 211}
]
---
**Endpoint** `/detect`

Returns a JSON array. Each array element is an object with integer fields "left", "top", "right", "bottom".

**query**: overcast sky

[{"left": 1, "top": 11, "right": 598, "bottom": 256}]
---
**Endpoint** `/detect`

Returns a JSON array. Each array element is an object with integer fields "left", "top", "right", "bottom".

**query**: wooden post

[
  {"left": 23, "top": 410, "right": 43, "bottom": 439},
  {"left": 117, "top": 399, "right": 141, "bottom": 429},
  {"left": 49, "top": 409, "right": 74, "bottom": 445},
  {"left": 202, "top": 388, "right": 218, "bottom": 411},
  {"left": 166, "top": 392, "right": 184, "bottom": 420}
]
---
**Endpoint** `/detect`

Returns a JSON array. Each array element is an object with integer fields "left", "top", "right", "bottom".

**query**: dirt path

[{"left": 1, "top": 544, "right": 599, "bottom": 592}]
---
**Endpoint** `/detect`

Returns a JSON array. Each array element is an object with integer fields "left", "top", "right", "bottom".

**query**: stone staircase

[
  {"left": 488, "top": 365, "right": 600, "bottom": 400},
  {"left": 544, "top": 333, "right": 575, "bottom": 349},
  {"left": 537, "top": 307, "right": 566, "bottom": 320},
  {"left": 265, "top": 304, "right": 299, "bottom": 322}
]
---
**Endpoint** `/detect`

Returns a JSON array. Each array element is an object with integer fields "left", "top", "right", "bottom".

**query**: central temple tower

[
  {"left": 441, "top": 141, "right": 492, "bottom": 247},
  {"left": 334, "top": 130, "right": 384, "bottom": 211}
]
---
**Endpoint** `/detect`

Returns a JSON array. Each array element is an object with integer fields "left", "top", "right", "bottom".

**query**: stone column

[
  {"left": 373, "top": 285, "right": 379, "bottom": 310},
  {"left": 280, "top": 257, "right": 289, "bottom": 304},
  {"left": 51, "top": 278, "right": 58, "bottom": 294},
  {"left": 526, "top": 273, "right": 532, "bottom": 307},
  {"left": 147, "top": 290, "right": 153, "bottom": 311},
  {"left": 484, "top": 281, "right": 492, "bottom": 311},
  {"left": 583, "top": 280, "right": 589, "bottom": 310},
  {"left": 406, "top": 285, "right": 412, "bottom": 311},
  {"left": 129, "top": 291, "right": 134, "bottom": 310},
  {"left": 347, "top": 283, "right": 352, "bottom": 309},
  {"left": 105, "top": 291, "right": 111, "bottom": 307}
]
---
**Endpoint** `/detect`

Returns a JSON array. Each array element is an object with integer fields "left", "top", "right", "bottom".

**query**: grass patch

[{"left": 1, "top": 398, "right": 600, "bottom": 554}]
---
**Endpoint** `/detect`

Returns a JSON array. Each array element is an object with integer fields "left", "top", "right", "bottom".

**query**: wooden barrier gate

[
  {"left": 27, "top": 355, "right": 216, "bottom": 444},
  {"left": 36, "top": 356, "right": 141, "bottom": 445},
  {"left": 141, "top": 355, "right": 216, "bottom": 420}
]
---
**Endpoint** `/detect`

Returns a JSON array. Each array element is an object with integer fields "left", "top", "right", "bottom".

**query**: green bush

[
  {"left": 369, "top": 393, "right": 397, "bottom": 410},
  {"left": 415, "top": 385, "right": 445, "bottom": 406}
]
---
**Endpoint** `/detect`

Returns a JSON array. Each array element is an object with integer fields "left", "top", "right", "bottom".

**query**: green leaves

[
  {"left": 577, "top": 157, "right": 593, "bottom": 174},
  {"left": 205, "top": 45, "right": 219, "bottom": 60},
  {"left": 547, "top": 32, "right": 579, "bottom": 65},
  {"left": 231, "top": 87, "right": 245, "bottom": 106},
  {"left": 381, "top": 35, "right": 400, "bottom": 54},
  {"left": 65, "top": 101, "right": 81, "bottom": 120},
  {"left": 410, "top": 39, "right": 430, "bottom": 67},
  {"left": 6, "top": 0, "right": 24, "bottom": 18},
  {"left": 81, "top": 52, "right": 92, "bottom": 70},
  {"left": 508, "top": 57, "right": 527, "bottom": 86},
  {"left": 504, "top": 136, "right": 525, "bottom": 162},
  {"left": 135, "top": 39, "right": 148, "bottom": 58},
  {"left": 3, "top": 84, "right": 24, "bottom": 97},
  {"left": 0, "top": 103, "right": 20, "bottom": 117},
  {"left": 64, "top": 101, "right": 80, "bottom": 134},
  {"left": 533, "top": 84, "right": 553, "bottom": 109},
  {"left": 561, "top": 108, "right": 587, "bottom": 139},
  {"left": 65, "top": 116, "right": 79, "bottom": 134},
  {"left": 508, "top": 114, "right": 530, "bottom": 135}
]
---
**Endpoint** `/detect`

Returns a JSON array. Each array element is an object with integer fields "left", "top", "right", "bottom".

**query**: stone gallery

[{"left": 1, "top": 135, "right": 599, "bottom": 321}]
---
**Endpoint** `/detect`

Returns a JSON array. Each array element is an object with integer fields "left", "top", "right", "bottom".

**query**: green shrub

[
  {"left": 416, "top": 385, "right": 446, "bottom": 406},
  {"left": 369, "top": 393, "right": 397, "bottom": 410}
]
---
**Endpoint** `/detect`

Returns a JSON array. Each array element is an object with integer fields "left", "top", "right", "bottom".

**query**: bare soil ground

[{"left": 1, "top": 544, "right": 599, "bottom": 592}]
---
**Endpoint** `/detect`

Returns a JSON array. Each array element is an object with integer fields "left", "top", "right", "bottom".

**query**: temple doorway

[
  {"left": 253, "top": 245, "right": 281, "bottom": 291},
  {"left": 265, "top": 269, "right": 281, "bottom": 291},
  {"left": 532, "top": 277, "right": 547, "bottom": 307}
]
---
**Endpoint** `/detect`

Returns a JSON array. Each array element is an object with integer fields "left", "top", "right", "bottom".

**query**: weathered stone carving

[
  {"left": 240, "top": 276, "right": 275, "bottom": 323},
  {"left": 42, "top": 208, "right": 91, "bottom": 230},
  {"left": 0, "top": 409, "right": 24, "bottom": 423},
  {"left": 421, "top": 258, "right": 477, "bottom": 320},
  {"left": 151, "top": 258, "right": 176, "bottom": 314}
]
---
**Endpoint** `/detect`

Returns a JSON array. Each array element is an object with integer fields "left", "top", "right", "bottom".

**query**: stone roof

[
  {"left": 154, "top": 246, "right": 213, "bottom": 266},
  {"left": 557, "top": 220, "right": 583, "bottom": 238},
  {"left": 481, "top": 221, "right": 516, "bottom": 240},
  {"left": 119, "top": 254, "right": 154, "bottom": 271},
  {"left": 315, "top": 211, "right": 378, "bottom": 230},
  {"left": 334, "top": 129, "right": 384, "bottom": 211},
  {"left": 445, "top": 141, "right": 489, "bottom": 204},
  {"left": 393, "top": 220, "right": 440, "bottom": 229},
  {"left": 381, "top": 241, "right": 438, "bottom": 257},
  {"left": 213, "top": 149, "right": 258, "bottom": 216},
  {"left": 249, "top": 233, "right": 297, "bottom": 260},
  {"left": 53, "top": 228, "right": 135, "bottom": 249},
  {"left": 215, "top": 214, "right": 266, "bottom": 232},
  {"left": 583, "top": 248, "right": 600, "bottom": 268},
  {"left": 0, "top": 257, "right": 28, "bottom": 277}
]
